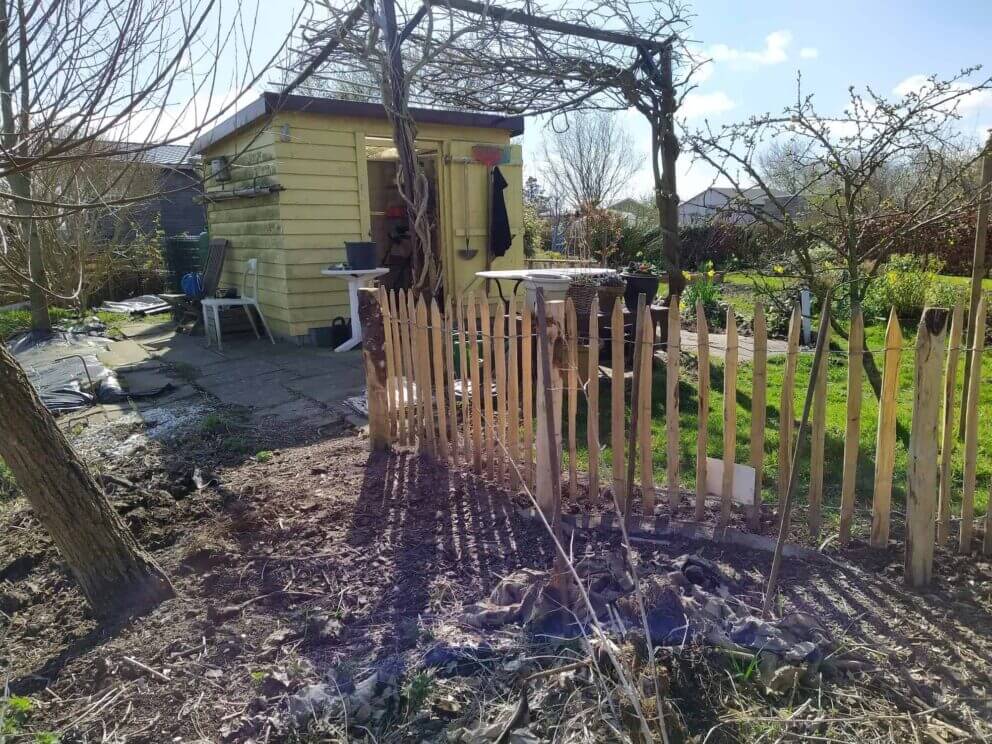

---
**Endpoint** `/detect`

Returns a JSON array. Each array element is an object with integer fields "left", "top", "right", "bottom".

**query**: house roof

[
  {"left": 108, "top": 142, "right": 196, "bottom": 169},
  {"left": 191, "top": 93, "right": 526, "bottom": 154},
  {"left": 682, "top": 186, "right": 796, "bottom": 207}
]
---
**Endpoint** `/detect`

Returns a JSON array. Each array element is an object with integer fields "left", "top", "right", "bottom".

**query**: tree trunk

[
  {"left": 829, "top": 311, "right": 883, "bottom": 399},
  {"left": 657, "top": 45, "right": 683, "bottom": 299},
  {"left": 0, "top": 345, "right": 174, "bottom": 619}
]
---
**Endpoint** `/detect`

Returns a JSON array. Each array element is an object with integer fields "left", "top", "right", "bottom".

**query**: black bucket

[{"left": 345, "top": 241, "right": 377, "bottom": 270}]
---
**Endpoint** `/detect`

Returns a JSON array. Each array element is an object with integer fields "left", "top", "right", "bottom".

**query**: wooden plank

[
  {"left": 777, "top": 306, "right": 801, "bottom": 508},
  {"left": 695, "top": 301, "right": 710, "bottom": 522},
  {"left": 566, "top": 298, "right": 579, "bottom": 501},
  {"left": 986, "top": 482, "right": 992, "bottom": 556},
  {"left": 611, "top": 300, "right": 626, "bottom": 509},
  {"left": 536, "top": 298, "right": 565, "bottom": 515},
  {"left": 960, "top": 297, "right": 985, "bottom": 553},
  {"left": 937, "top": 302, "right": 963, "bottom": 545},
  {"left": 494, "top": 302, "right": 508, "bottom": 479},
  {"left": 870, "top": 309, "right": 903, "bottom": 548},
  {"left": 444, "top": 296, "right": 460, "bottom": 465},
  {"left": 506, "top": 295, "right": 520, "bottom": 484},
  {"left": 666, "top": 296, "right": 681, "bottom": 507},
  {"left": 521, "top": 301, "right": 534, "bottom": 488},
  {"left": 398, "top": 290, "right": 417, "bottom": 446},
  {"left": 465, "top": 293, "right": 484, "bottom": 473},
  {"left": 456, "top": 295, "right": 472, "bottom": 461},
  {"left": 906, "top": 307, "right": 949, "bottom": 587},
  {"left": 839, "top": 308, "right": 864, "bottom": 545},
  {"left": 480, "top": 297, "right": 495, "bottom": 478},
  {"left": 430, "top": 300, "right": 450, "bottom": 461},
  {"left": 720, "top": 306, "right": 738, "bottom": 528},
  {"left": 639, "top": 304, "right": 655, "bottom": 515},
  {"left": 386, "top": 291, "right": 410, "bottom": 444},
  {"left": 415, "top": 298, "right": 436, "bottom": 455},
  {"left": 749, "top": 303, "right": 768, "bottom": 531},
  {"left": 623, "top": 293, "right": 647, "bottom": 521},
  {"left": 380, "top": 287, "right": 399, "bottom": 440},
  {"left": 807, "top": 310, "right": 830, "bottom": 539},
  {"left": 358, "top": 288, "right": 389, "bottom": 450},
  {"left": 587, "top": 296, "right": 601, "bottom": 499}
]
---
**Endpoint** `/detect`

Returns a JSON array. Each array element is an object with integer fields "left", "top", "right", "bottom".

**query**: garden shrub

[
  {"left": 861, "top": 253, "right": 960, "bottom": 320},
  {"left": 681, "top": 261, "right": 723, "bottom": 327}
]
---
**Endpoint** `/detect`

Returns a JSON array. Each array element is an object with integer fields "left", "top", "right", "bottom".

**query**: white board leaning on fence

[{"left": 705, "top": 458, "right": 756, "bottom": 506}]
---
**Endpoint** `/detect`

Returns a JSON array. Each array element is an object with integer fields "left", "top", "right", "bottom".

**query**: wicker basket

[
  {"left": 596, "top": 285, "right": 625, "bottom": 315},
  {"left": 566, "top": 281, "right": 600, "bottom": 315}
]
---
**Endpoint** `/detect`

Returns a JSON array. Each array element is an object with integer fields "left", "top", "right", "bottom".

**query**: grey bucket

[{"left": 345, "top": 241, "right": 378, "bottom": 270}]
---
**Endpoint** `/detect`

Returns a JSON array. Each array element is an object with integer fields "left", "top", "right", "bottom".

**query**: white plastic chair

[{"left": 202, "top": 258, "right": 275, "bottom": 350}]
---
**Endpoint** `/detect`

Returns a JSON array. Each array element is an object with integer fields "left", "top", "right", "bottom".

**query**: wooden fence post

[
  {"left": 521, "top": 301, "right": 534, "bottom": 488},
  {"left": 666, "top": 296, "right": 681, "bottom": 507},
  {"left": 960, "top": 297, "right": 985, "bottom": 553},
  {"left": 638, "top": 303, "right": 655, "bottom": 514},
  {"left": 695, "top": 301, "right": 710, "bottom": 522},
  {"left": 415, "top": 298, "right": 436, "bottom": 455},
  {"left": 536, "top": 297, "right": 565, "bottom": 517},
  {"left": 494, "top": 302, "right": 508, "bottom": 478},
  {"left": 777, "top": 307, "right": 801, "bottom": 508},
  {"left": 750, "top": 303, "right": 767, "bottom": 531},
  {"left": 870, "top": 309, "right": 903, "bottom": 548},
  {"left": 378, "top": 287, "right": 397, "bottom": 441},
  {"left": 444, "top": 296, "right": 460, "bottom": 466},
  {"left": 720, "top": 306, "right": 738, "bottom": 528},
  {"left": 611, "top": 300, "right": 626, "bottom": 510},
  {"left": 358, "top": 287, "right": 390, "bottom": 451},
  {"left": 566, "top": 299, "right": 579, "bottom": 500},
  {"left": 623, "top": 294, "right": 648, "bottom": 520},
  {"left": 480, "top": 298, "right": 495, "bottom": 478},
  {"left": 839, "top": 307, "right": 864, "bottom": 544},
  {"left": 507, "top": 295, "right": 520, "bottom": 483},
  {"left": 937, "top": 302, "right": 963, "bottom": 545},
  {"left": 587, "top": 296, "right": 601, "bottom": 498},
  {"left": 466, "top": 293, "right": 484, "bottom": 474},
  {"left": 807, "top": 310, "right": 829, "bottom": 540},
  {"left": 430, "top": 300, "right": 449, "bottom": 461},
  {"left": 906, "top": 308, "right": 948, "bottom": 587}
]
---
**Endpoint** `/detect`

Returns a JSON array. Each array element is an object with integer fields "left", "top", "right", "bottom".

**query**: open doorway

[{"left": 365, "top": 138, "right": 441, "bottom": 292}]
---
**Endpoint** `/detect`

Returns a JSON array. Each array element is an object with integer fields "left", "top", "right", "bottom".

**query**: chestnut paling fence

[{"left": 357, "top": 286, "right": 990, "bottom": 586}]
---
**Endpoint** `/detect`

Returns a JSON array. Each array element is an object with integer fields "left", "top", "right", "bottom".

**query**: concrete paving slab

[
  {"left": 201, "top": 372, "right": 296, "bottom": 408},
  {"left": 198, "top": 358, "right": 286, "bottom": 385},
  {"left": 144, "top": 337, "right": 226, "bottom": 370},
  {"left": 274, "top": 353, "right": 360, "bottom": 379},
  {"left": 135, "top": 384, "right": 198, "bottom": 407},
  {"left": 119, "top": 368, "right": 174, "bottom": 395},
  {"left": 98, "top": 339, "right": 153, "bottom": 368},
  {"left": 253, "top": 398, "right": 341, "bottom": 427},
  {"left": 284, "top": 373, "right": 366, "bottom": 404}
]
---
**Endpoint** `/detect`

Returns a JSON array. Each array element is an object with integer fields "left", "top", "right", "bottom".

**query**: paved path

[{"left": 678, "top": 329, "right": 790, "bottom": 362}]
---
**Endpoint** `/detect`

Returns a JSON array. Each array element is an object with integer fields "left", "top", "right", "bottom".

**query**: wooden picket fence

[{"left": 357, "top": 286, "right": 990, "bottom": 586}]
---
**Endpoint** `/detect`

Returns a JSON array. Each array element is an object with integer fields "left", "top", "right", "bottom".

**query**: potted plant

[
  {"left": 621, "top": 260, "right": 662, "bottom": 310},
  {"left": 596, "top": 273, "right": 626, "bottom": 315}
]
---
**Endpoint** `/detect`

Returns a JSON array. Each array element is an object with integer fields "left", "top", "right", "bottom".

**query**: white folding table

[{"left": 320, "top": 267, "right": 389, "bottom": 352}]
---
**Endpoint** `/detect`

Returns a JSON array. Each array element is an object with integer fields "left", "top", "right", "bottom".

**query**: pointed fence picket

[{"left": 359, "top": 287, "right": 987, "bottom": 588}]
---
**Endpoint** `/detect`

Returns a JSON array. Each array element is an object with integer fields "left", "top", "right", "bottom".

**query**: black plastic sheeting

[{"left": 7, "top": 328, "right": 170, "bottom": 414}]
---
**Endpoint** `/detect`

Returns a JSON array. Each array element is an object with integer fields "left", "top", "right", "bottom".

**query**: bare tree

[{"left": 541, "top": 111, "right": 639, "bottom": 211}]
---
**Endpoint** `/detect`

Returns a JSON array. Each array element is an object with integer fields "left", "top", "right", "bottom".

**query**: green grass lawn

[
  {"left": 0, "top": 307, "right": 127, "bottom": 340},
  {"left": 570, "top": 315, "right": 991, "bottom": 540}
]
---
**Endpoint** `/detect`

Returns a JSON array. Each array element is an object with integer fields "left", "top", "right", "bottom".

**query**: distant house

[
  {"left": 608, "top": 197, "right": 654, "bottom": 225},
  {"left": 678, "top": 187, "right": 804, "bottom": 226}
]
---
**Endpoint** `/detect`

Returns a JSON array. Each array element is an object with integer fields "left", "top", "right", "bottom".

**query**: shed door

[{"left": 443, "top": 141, "right": 524, "bottom": 298}]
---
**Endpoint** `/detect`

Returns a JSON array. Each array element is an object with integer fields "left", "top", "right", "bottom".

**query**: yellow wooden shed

[{"left": 191, "top": 93, "right": 525, "bottom": 342}]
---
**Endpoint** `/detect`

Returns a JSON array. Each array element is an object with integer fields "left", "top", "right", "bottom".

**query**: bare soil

[{"left": 2, "top": 419, "right": 992, "bottom": 742}]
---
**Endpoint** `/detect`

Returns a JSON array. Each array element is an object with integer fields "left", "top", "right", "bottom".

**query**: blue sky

[{"left": 200, "top": 1, "right": 991, "bottom": 203}]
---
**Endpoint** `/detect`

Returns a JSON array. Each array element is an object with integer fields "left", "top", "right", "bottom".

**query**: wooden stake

[
  {"left": 398, "top": 290, "right": 418, "bottom": 445},
  {"left": 777, "top": 306, "right": 801, "bottom": 507},
  {"left": 415, "top": 298, "right": 436, "bottom": 455},
  {"left": 587, "top": 296, "right": 601, "bottom": 498},
  {"left": 906, "top": 308, "right": 949, "bottom": 587},
  {"left": 623, "top": 293, "right": 647, "bottom": 520},
  {"left": 838, "top": 307, "right": 864, "bottom": 544},
  {"left": 430, "top": 299, "right": 450, "bottom": 461},
  {"left": 937, "top": 303, "right": 963, "bottom": 546},
  {"left": 960, "top": 298, "right": 985, "bottom": 553},
  {"left": 566, "top": 298, "right": 579, "bottom": 500},
  {"left": 611, "top": 299, "right": 626, "bottom": 510},
  {"left": 521, "top": 301, "right": 534, "bottom": 488},
  {"left": 480, "top": 297, "right": 495, "bottom": 478},
  {"left": 695, "top": 301, "right": 710, "bottom": 522},
  {"left": 763, "top": 297, "right": 832, "bottom": 616},
  {"left": 506, "top": 295, "right": 520, "bottom": 482},
  {"left": 639, "top": 304, "right": 655, "bottom": 515},
  {"left": 378, "top": 287, "right": 398, "bottom": 441},
  {"left": 720, "top": 306, "right": 738, "bottom": 528},
  {"left": 358, "top": 288, "right": 390, "bottom": 451},
  {"left": 807, "top": 312, "right": 830, "bottom": 540},
  {"left": 494, "top": 301, "right": 508, "bottom": 478},
  {"left": 444, "top": 296, "right": 460, "bottom": 465},
  {"left": 749, "top": 303, "right": 768, "bottom": 531},
  {"left": 869, "top": 309, "right": 903, "bottom": 548},
  {"left": 457, "top": 295, "right": 472, "bottom": 461},
  {"left": 466, "top": 293, "right": 484, "bottom": 473},
  {"left": 536, "top": 297, "right": 564, "bottom": 516},
  {"left": 666, "top": 297, "right": 681, "bottom": 507}
]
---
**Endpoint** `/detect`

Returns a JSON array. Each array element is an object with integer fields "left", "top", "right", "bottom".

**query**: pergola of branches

[{"left": 286, "top": 0, "right": 698, "bottom": 297}]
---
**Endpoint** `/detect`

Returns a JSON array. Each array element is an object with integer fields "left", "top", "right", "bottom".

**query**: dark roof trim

[{"left": 191, "top": 92, "right": 525, "bottom": 153}]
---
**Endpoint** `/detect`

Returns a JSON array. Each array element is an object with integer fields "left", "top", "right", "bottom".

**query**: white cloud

[
  {"left": 679, "top": 91, "right": 736, "bottom": 120},
  {"left": 799, "top": 47, "right": 819, "bottom": 60},
  {"left": 894, "top": 74, "right": 992, "bottom": 113},
  {"left": 709, "top": 30, "right": 793, "bottom": 67}
]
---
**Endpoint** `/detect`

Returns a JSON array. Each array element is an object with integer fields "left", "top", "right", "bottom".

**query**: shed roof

[{"left": 191, "top": 93, "right": 525, "bottom": 154}]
